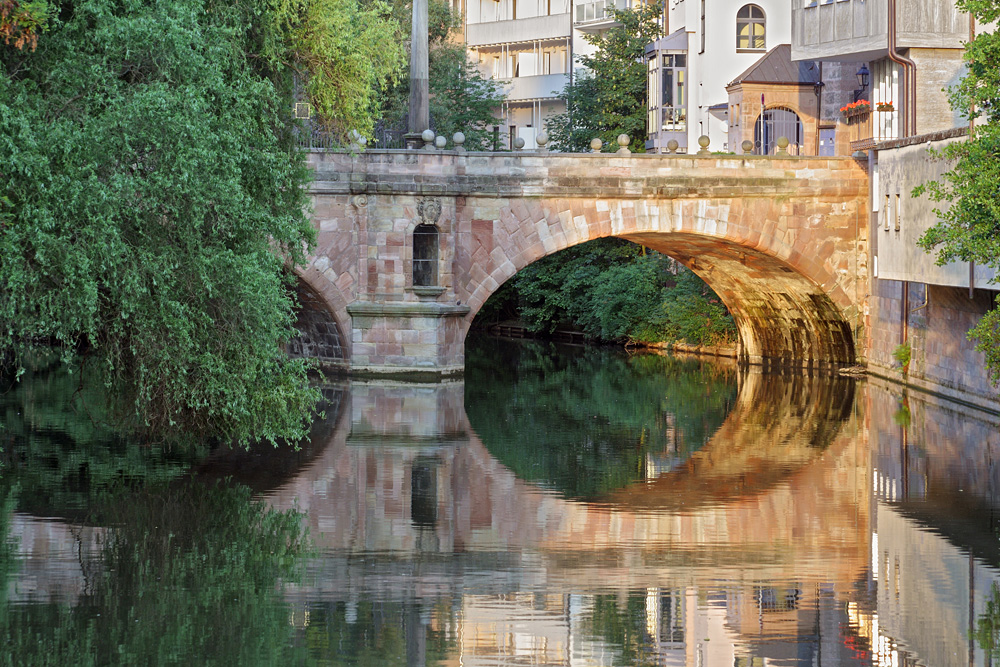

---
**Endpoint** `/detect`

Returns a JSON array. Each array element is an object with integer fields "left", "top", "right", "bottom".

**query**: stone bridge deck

[{"left": 297, "top": 150, "right": 869, "bottom": 375}]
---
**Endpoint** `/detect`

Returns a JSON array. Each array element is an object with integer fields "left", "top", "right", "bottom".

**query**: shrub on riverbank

[{"left": 475, "top": 239, "right": 737, "bottom": 347}]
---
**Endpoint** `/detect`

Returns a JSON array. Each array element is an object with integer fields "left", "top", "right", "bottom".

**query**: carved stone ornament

[
  {"left": 417, "top": 198, "right": 442, "bottom": 224},
  {"left": 351, "top": 194, "right": 368, "bottom": 208}
]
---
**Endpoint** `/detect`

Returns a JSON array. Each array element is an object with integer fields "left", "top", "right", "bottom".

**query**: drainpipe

[{"left": 887, "top": 0, "right": 917, "bottom": 136}]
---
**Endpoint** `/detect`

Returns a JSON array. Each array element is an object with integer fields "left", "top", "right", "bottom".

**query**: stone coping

[
  {"left": 875, "top": 126, "right": 969, "bottom": 151},
  {"left": 346, "top": 301, "right": 471, "bottom": 318}
]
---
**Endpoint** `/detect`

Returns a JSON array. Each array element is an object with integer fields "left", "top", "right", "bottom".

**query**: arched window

[
  {"left": 737, "top": 5, "right": 766, "bottom": 50},
  {"left": 412, "top": 224, "right": 439, "bottom": 286},
  {"left": 753, "top": 107, "right": 804, "bottom": 155}
]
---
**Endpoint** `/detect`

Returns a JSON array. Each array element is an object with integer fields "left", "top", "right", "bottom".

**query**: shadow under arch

[
  {"left": 459, "top": 198, "right": 863, "bottom": 370},
  {"left": 288, "top": 273, "right": 349, "bottom": 367}
]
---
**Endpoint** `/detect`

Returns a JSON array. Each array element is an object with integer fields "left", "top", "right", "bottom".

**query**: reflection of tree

[
  {"left": 465, "top": 336, "right": 737, "bottom": 499},
  {"left": 975, "top": 582, "right": 1000, "bottom": 658},
  {"left": 0, "top": 481, "right": 309, "bottom": 665},
  {"left": 0, "top": 360, "right": 204, "bottom": 519},
  {"left": 582, "top": 594, "right": 661, "bottom": 667}
]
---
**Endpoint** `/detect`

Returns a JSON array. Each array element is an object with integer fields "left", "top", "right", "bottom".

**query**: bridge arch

[
  {"left": 289, "top": 267, "right": 350, "bottom": 366},
  {"left": 461, "top": 196, "right": 861, "bottom": 368}
]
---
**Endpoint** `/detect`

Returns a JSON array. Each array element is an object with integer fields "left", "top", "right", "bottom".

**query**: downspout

[{"left": 887, "top": 0, "right": 917, "bottom": 136}]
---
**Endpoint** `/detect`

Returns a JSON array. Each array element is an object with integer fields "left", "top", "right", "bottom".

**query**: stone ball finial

[
  {"left": 453, "top": 131, "right": 465, "bottom": 146},
  {"left": 435, "top": 135, "right": 447, "bottom": 149},
  {"left": 697, "top": 135, "right": 711, "bottom": 155},
  {"left": 776, "top": 136, "right": 790, "bottom": 154},
  {"left": 536, "top": 131, "right": 548, "bottom": 147},
  {"left": 616, "top": 133, "right": 631, "bottom": 155},
  {"left": 741, "top": 139, "right": 754, "bottom": 153},
  {"left": 513, "top": 136, "right": 526, "bottom": 150},
  {"left": 421, "top": 128, "right": 435, "bottom": 143},
  {"left": 590, "top": 137, "right": 603, "bottom": 153},
  {"left": 666, "top": 139, "right": 679, "bottom": 154}
]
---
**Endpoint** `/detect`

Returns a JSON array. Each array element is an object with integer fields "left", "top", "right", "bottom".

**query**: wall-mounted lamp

[{"left": 854, "top": 64, "right": 870, "bottom": 102}]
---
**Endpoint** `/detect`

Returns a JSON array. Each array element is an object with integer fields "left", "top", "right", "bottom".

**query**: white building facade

[{"left": 645, "top": 0, "right": 791, "bottom": 152}]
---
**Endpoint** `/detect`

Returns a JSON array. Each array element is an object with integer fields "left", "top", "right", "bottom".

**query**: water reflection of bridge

[{"left": 255, "top": 370, "right": 872, "bottom": 665}]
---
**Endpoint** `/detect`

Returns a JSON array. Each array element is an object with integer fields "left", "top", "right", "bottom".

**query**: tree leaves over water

[
  {"left": 479, "top": 239, "right": 737, "bottom": 346},
  {"left": 0, "top": 0, "right": 366, "bottom": 445}
]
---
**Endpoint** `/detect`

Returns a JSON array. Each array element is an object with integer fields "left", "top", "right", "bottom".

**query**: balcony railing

[
  {"left": 846, "top": 107, "right": 899, "bottom": 151},
  {"left": 575, "top": 0, "right": 628, "bottom": 24}
]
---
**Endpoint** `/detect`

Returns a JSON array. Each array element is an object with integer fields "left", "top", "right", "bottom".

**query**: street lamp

[{"left": 853, "top": 64, "right": 870, "bottom": 102}]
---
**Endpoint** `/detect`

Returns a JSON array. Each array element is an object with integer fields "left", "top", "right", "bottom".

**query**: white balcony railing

[
  {"left": 466, "top": 13, "right": 571, "bottom": 47},
  {"left": 575, "top": 0, "right": 628, "bottom": 24},
  {"left": 497, "top": 73, "right": 569, "bottom": 101}
]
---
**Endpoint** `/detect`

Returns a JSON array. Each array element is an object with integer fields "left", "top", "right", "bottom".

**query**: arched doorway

[{"left": 754, "top": 107, "right": 804, "bottom": 155}]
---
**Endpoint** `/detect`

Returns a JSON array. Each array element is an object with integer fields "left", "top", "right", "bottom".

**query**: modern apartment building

[{"left": 464, "top": 0, "right": 574, "bottom": 148}]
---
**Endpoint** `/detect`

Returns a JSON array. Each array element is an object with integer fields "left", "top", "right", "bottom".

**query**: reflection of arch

[
  {"left": 737, "top": 4, "right": 766, "bottom": 50},
  {"left": 288, "top": 272, "right": 350, "bottom": 364},
  {"left": 754, "top": 107, "right": 804, "bottom": 155}
]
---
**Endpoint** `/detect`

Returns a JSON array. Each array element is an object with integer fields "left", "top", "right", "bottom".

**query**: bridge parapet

[{"left": 301, "top": 150, "right": 869, "bottom": 376}]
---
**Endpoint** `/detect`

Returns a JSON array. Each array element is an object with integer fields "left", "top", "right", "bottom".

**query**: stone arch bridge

[{"left": 295, "top": 150, "right": 869, "bottom": 375}]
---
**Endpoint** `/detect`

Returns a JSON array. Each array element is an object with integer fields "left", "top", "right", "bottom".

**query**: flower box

[
  {"left": 876, "top": 102, "right": 894, "bottom": 112},
  {"left": 840, "top": 100, "right": 871, "bottom": 119}
]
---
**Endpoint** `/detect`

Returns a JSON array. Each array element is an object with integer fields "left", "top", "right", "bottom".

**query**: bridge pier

[{"left": 345, "top": 301, "right": 470, "bottom": 378}]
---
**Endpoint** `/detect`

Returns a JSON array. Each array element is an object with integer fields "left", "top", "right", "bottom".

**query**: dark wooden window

[{"left": 413, "top": 224, "right": 439, "bottom": 286}]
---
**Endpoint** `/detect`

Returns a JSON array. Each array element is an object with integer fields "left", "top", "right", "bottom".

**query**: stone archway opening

[
  {"left": 465, "top": 232, "right": 857, "bottom": 371},
  {"left": 288, "top": 278, "right": 346, "bottom": 367}
]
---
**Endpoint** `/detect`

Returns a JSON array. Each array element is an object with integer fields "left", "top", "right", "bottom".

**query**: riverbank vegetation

[
  {"left": 0, "top": 0, "right": 405, "bottom": 445},
  {"left": 475, "top": 239, "right": 738, "bottom": 348}
]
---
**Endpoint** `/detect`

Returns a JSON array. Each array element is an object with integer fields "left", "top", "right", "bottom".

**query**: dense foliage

[
  {"left": 913, "top": 0, "right": 1000, "bottom": 384},
  {"left": 465, "top": 336, "right": 737, "bottom": 499},
  {"left": 0, "top": 0, "right": 405, "bottom": 444},
  {"left": 379, "top": 0, "right": 505, "bottom": 149},
  {"left": 545, "top": 1, "right": 662, "bottom": 152},
  {"left": 478, "top": 239, "right": 737, "bottom": 346}
]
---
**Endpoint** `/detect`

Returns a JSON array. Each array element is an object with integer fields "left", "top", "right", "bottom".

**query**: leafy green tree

[
  {"left": 278, "top": 0, "right": 405, "bottom": 139},
  {"left": 0, "top": 0, "right": 337, "bottom": 445},
  {"left": 913, "top": 0, "right": 1000, "bottom": 383},
  {"left": 545, "top": 1, "right": 662, "bottom": 152}
]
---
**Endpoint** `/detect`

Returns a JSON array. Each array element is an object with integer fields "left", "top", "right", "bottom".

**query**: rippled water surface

[{"left": 3, "top": 337, "right": 1000, "bottom": 665}]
